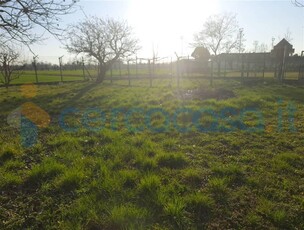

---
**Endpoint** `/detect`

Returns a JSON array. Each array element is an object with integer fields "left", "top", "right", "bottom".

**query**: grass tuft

[
  {"left": 26, "top": 158, "right": 65, "bottom": 186},
  {"left": 185, "top": 193, "right": 214, "bottom": 222},
  {"left": 55, "top": 169, "right": 85, "bottom": 192},
  {"left": 157, "top": 153, "right": 187, "bottom": 169},
  {"left": 109, "top": 204, "right": 148, "bottom": 229}
]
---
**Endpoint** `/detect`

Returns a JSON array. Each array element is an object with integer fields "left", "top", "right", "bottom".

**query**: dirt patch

[{"left": 177, "top": 88, "right": 235, "bottom": 101}]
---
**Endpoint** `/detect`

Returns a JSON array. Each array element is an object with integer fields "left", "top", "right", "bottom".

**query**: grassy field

[
  {"left": 1, "top": 68, "right": 301, "bottom": 86},
  {"left": 0, "top": 79, "right": 303, "bottom": 229}
]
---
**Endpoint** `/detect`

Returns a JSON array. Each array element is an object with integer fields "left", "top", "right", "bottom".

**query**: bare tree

[
  {"left": 259, "top": 43, "right": 268, "bottom": 53},
  {"left": 0, "top": 46, "right": 23, "bottom": 88},
  {"left": 65, "top": 17, "right": 140, "bottom": 83},
  {"left": 236, "top": 28, "right": 246, "bottom": 53},
  {"left": 193, "top": 13, "right": 240, "bottom": 55},
  {"left": 0, "top": 0, "right": 78, "bottom": 47},
  {"left": 252, "top": 41, "right": 268, "bottom": 53},
  {"left": 284, "top": 28, "right": 293, "bottom": 42},
  {"left": 253, "top": 41, "right": 259, "bottom": 53}
]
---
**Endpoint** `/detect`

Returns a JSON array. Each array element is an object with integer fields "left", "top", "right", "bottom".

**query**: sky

[{"left": 27, "top": 0, "right": 304, "bottom": 64}]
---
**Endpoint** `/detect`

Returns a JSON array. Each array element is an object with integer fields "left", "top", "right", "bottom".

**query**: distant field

[{"left": 0, "top": 79, "right": 303, "bottom": 229}]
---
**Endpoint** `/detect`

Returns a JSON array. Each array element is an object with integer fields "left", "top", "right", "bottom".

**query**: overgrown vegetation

[{"left": 0, "top": 79, "right": 303, "bottom": 229}]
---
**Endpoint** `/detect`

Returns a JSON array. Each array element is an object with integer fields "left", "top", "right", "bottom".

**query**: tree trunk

[{"left": 96, "top": 64, "right": 107, "bottom": 83}]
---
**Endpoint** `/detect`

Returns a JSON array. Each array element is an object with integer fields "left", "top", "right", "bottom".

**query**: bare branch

[
  {"left": 0, "top": 0, "right": 78, "bottom": 47},
  {"left": 292, "top": 0, "right": 304, "bottom": 7}
]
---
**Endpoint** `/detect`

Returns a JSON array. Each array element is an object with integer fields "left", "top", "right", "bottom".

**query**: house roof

[
  {"left": 191, "top": 47, "right": 210, "bottom": 60},
  {"left": 271, "top": 38, "right": 295, "bottom": 56},
  {"left": 274, "top": 38, "right": 293, "bottom": 49}
]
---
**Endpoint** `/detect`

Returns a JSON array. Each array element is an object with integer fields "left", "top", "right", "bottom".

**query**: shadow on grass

[{"left": 67, "top": 82, "right": 99, "bottom": 104}]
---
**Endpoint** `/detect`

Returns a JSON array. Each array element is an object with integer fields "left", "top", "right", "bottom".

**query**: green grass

[
  {"left": 1, "top": 68, "right": 301, "bottom": 86},
  {"left": 0, "top": 79, "right": 304, "bottom": 229}
]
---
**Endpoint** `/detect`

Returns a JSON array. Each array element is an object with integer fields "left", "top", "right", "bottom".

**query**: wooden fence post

[
  {"left": 246, "top": 55, "right": 250, "bottom": 77},
  {"left": 82, "top": 57, "right": 85, "bottom": 80},
  {"left": 217, "top": 58, "right": 221, "bottom": 77},
  {"left": 33, "top": 56, "right": 38, "bottom": 83},
  {"left": 281, "top": 45, "right": 288, "bottom": 81},
  {"left": 148, "top": 59, "right": 152, "bottom": 87},
  {"left": 177, "top": 58, "right": 180, "bottom": 88},
  {"left": 171, "top": 57, "right": 173, "bottom": 76},
  {"left": 241, "top": 54, "right": 244, "bottom": 78},
  {"left": 110, "top": 65, "right": 113, "bottom": 84},
  {"left": 135, "top": 56, "right": 138, "bottom": 78},
  {"left": 153, "top": 57, "right": 155, "bottom": 77},
  {"left": 210, "top": 59, "right": 213, "bottom": 86},
  {"left": 224, "top": 59, "right": 227, "bottom": 77},
  {"left": 59, "top": 55, "right": 64, "bottom": 82},
  {"left": 119, "top": 60, "right": 122, "bottom": 78},
  {"left": 262, "top": 53, "right": 266, "bottom": 79},
  {"left": 187, "top": 55, "right": 190, "bottom": 77},
  {"left": 127, "top": 60, "right": 130, "bottom": 86}
]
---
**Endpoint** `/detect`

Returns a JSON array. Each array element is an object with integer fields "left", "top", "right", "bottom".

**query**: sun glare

[{"left": 128, "top": 0, "right": 219, "bottom": 57}]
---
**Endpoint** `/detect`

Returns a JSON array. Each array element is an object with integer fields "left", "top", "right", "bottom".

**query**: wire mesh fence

[{"left": 2, "top": 53, "right": 304, "bottom": 87}]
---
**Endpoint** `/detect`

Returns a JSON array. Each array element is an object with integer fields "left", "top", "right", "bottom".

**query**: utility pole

[{"left": 272, "top": 37, "right": 275, "bottom": 49}]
